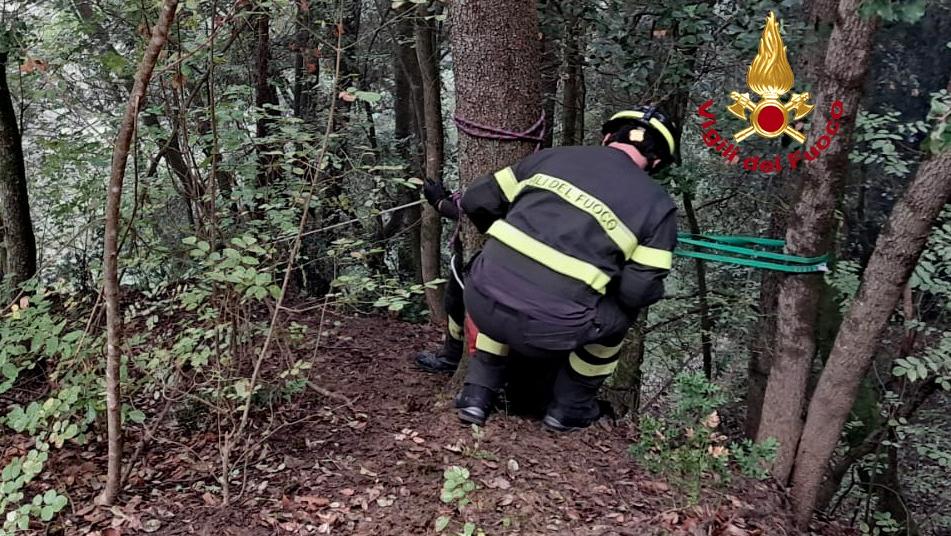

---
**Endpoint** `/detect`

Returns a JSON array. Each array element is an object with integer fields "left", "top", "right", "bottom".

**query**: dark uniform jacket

[{"left": 460, "top": 145, "right": 678, "bottom": 348}]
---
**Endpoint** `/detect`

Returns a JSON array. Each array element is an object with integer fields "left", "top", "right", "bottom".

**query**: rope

[
  {"left": 278, "top": 199, "right": 425, "bottom": 242},
  {"left": 674, "top": 233, "right": 830, "bottom": 273},
  {"left": 453, "top": 112, "right": 546, "bottom": 151}
]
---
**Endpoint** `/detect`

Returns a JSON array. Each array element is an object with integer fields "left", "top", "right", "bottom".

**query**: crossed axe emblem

[{"left": 727, "top": 91, "right": 814, "bottom": 144}]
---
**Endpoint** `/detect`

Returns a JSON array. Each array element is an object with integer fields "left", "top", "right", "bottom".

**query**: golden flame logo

[{"left": 727, "top": 12, "right": 813, "bottom": 143}]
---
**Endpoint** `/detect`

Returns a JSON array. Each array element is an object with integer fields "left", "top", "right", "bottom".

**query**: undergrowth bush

[{"left": 630, "top": 372, "right": 778, "bottom": 503}]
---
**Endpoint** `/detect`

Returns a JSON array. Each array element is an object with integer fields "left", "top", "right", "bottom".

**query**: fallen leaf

[
  {"left": 296, "top": 495, "right": 330, "bottom": 508},
  {"left": 338, "top": 91, "right": 357, "bottom": 103},
  {"left": 660, "top": 511, "right": 679, "bottom": 526},
  {"left": 498, "top": 494, "right": 514, "bottom": 506},
  {"left": 359, "top": 466, "right": 378, "bottom": 477},
  {"left": 639, "top": 480, "right": 670, "bottom": 494},
  {"left": 506, "top": 459, "right": 519, "bottom": 472},
  {"left": 142, "top": 519, "right": 162, "bottom": 533},
  {"left": 340, "top": 488, "right": 355, "bottom": 496},
  {"left": 486, "top": 476, "right": 511, "bottom": 490},
  {"left": 376, "top": 496, "right": 395, "bottom": 507},
  {"left": 201, "top": 492, "right": 218, "bottom": 506}
]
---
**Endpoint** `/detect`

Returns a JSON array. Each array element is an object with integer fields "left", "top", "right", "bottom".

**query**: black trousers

[{"left": 462, "top": 283, "right": 632, "bottom": 422}]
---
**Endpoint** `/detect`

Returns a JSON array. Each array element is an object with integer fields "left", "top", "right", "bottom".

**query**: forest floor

[{"left": 23, "top": 312, "right": 857, "bottom": 536}]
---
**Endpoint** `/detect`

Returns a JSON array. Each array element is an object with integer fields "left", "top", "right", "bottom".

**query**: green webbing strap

[{"left": 674, "top": 233, "right": 830, "bottom": 273}]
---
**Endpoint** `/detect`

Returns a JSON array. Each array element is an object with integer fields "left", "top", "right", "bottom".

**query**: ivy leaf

[{"left": 435, "top": 515, "right": 451, "bottom": 533}]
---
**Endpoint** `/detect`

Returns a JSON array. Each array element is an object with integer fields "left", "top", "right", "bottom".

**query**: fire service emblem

[{"left": 727, "top": 11, "right": 813, "bottom": 143}]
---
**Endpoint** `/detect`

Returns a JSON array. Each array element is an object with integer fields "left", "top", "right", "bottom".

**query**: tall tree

[
  {"left": 789, "top": 133, "right": 951, "bottom": 527},
  {"left": 98, "top": 0, "right": 178, "bottom": 506},
  {"left": 756, "top": 0, "right": 879, "bottom": 481},
  {"left": 449, "top": 0, "right": 542, "bottom": 255},
  {"left": 448, "top": 0, "right": 542, "bottom": 387},
  {"left": 0, "top": 50, "right": 36, "bottom": 286},
  {"left": 559, "top": 3, "right": 585, "bottom": 146},
  {"left": 392, "top": 3, "right": 425, "bottom": 281},
  {"left": 253, "top": 4, "right": 280, "bottom": 186},
  {"left": 745, "top": 0, "right": 837, "bottom": 438},
  {"left": 416, "top": 2, "right": 446, "bottom": 322}
]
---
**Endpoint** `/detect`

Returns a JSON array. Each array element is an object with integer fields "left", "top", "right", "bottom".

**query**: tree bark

[
  {"left": 559, "top": 8, "right": 584, "bottom": 146},
  {"left": 789, "top": 148, "right": 951, "bottom": 525},
  {"left": 682, "top": 193, "right": 713, "bottom": 378},
  {"left": 744, "top": 0, "right": 835, "bottom": 439},
  {"left": 607, "top": 309, "right": 648, "bottom": 416},
  {"left": 97, "top": 0, "right": 178, "bottom": 506},
  {"left": 393, "top": 6, "right": 424, "bottom": 282},
  {"left": 756, "top": 0, "right": 878, "bottom": 482},
  {"left": 0, "top": 52, "right": 36, "bottom": 286},
  {"left": 448, "top": 0, "right": 542, "bottom": 387},
  {"left": 254, "top": 6, "right": 279, "bottom": 187},
  {"left": 416, "top": 3, "right": 446, "bottom": 322},
  {"left": 449, "top": 0, "right": 542, "bottom": 256},
  {"left": 538, "top": 0, "right": 560, "bottom": 148}
]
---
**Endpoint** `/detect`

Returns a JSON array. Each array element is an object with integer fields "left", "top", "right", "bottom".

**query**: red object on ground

[{"left": 465, "top": 314, "right": 479, "bottom": 356}]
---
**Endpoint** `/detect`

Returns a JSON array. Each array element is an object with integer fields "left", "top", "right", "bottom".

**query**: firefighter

[
  {"left": 413, "top": 184, "right": 466, "bottom": 374},
  {"left": 429, "top": 106, "right": 680, "bottom": 431}
]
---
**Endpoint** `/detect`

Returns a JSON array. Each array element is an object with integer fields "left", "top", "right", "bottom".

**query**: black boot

[
  {"left": 415, "top": 337, "right": 463, "bottom": 374},
  {"left": 543, "top": 368, "right": 605, "bottom": 433},
  {"left": 455, "top": 384, "right": 495, "bottom": 426}
]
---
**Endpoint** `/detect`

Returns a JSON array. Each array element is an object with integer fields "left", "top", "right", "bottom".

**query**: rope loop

[{"left": 453, "top": 112, "right": 546, "bottom": 151}]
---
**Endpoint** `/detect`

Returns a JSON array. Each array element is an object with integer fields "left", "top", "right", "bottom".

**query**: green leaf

[
  {"left": 355, "top": 91, "right": 382, "bottom": 103},
  {"left": 462, "top": 522, "right": 476, "bottom": 536},
  {"left": 128, "top": 410, "right": 146, "bottom": 424},
  {"left": 435, "top": 515, "right": 451, "bottom": 533}
]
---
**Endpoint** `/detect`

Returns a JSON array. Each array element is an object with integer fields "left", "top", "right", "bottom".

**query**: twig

[{"left": 218, "top": 23, "right": 344, "bottom": 506}]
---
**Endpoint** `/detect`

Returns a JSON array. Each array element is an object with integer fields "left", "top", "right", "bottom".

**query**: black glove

[{"left": 423, "top": 179, "right": 449, "bottom": 207}]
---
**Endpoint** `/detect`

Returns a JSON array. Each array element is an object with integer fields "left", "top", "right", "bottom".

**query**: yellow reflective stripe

[
  {"left": 475, "top": 332, "right": 509, "bottom": 356},
  {"left": 631, "top": 245, "right": 673, "bottom": 270},
  {"left": 569, "top": 352, "right": 619, "bottom": 377},
  {"left": 515, "top": 174, "right": 638, "bottom": 259},
  {"left": 487, "top": 221, "right": 610, "bottom": 294},
  {"left": 494, "top": 167, "right": 519, "bottom": 202},
  {"left": 447, "top": 316, "right": 463, "bottom": 341},
  {"left": 584, "top": 342, "right": 623, "bottom": 359}
]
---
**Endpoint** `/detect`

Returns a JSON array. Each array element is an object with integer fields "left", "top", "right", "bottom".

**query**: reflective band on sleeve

[
  {"left": 518, "top": 174, "right": 638, "bottom": 259},
  {"left": 584, "top": 342, "right": 623, "bottom": 359},
  {"left": 494, "top": 167, "right": 519, "bottom": 202},
  {"left": 487, "top": 221, "right": 611, "bottom": 294},
  {"left": 475, "top": 332, "right": 509, "bottom": 356},
  {"left": 632, "top": 245, "right": 673, "bottom": 270},
  {"left": 569, "top": 352, "right": 619, "bottom": 377},
  {"left": 447, "top": 316, "right": 463, "bottom": 341}
]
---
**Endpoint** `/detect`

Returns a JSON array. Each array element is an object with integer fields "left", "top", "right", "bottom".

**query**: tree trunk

[
  {"left": 538, "top": 1, "right": 560, "bottom": 148},
  {"left": 789, "top": 148, "right": 951, "bottom": 526},
  {"left": 560, "top": 10, "right": 583, "bottom": 146},
  {"left": 756, "top": 0, "right": 878, "bottom": 482},
  {"left": 416, "top": 3, "right": 447, "bottom": 323},
  {"left": 393, "top": 7, "right": 424, "bottom": 282},
  {"left": 254, "top": 6, "right": 279, "bottom": 187},
  {"left": 97, "top": 0, "right": 178, "bottom": 506},
  {"left": 792, "top": 151, "right": 951, "bottom": 526},
  {"left": 0, "top": 52, "right": 36, "bottom": 286},
  {"left": 449, "top": 0, "right": 542, "bottom": 255},
  {"left": 448, "top": 0, "right": 542, "bottom": 387},
  {"left": 607, "top": 309, "right": 648, "bottom": 416},
  {"left": 682, "top": 193, "right": 713, "bottom": 378},
  {"left": 744, "top": 0, "right": 836, "bottom": 439}
]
